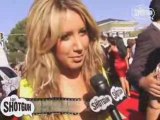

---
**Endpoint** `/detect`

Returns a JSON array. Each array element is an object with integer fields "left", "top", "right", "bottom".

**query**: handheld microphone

[{"left": 90, "top": 74, "right": 122, "bottom": 120}]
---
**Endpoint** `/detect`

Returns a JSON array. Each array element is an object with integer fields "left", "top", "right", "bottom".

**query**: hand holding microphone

[
  {"left": 149, "top": 63, "right": 160, "bottom": 109},
  {"left": 146, "top": 63, "right": 160, "bottom": 120}
]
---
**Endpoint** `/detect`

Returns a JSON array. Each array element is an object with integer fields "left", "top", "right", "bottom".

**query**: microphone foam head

[{"left": 90, "top": 74, "right": 109, "bottom": 95}]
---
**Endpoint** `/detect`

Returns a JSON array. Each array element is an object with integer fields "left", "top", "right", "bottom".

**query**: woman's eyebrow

[{"left": 61, "top": 31, "right": 73, "bottom": 36}]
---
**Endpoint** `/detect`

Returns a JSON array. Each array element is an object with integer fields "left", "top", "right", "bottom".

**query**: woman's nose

[{"left": 73, "top": 36, "right": 83, "bottom": 51}]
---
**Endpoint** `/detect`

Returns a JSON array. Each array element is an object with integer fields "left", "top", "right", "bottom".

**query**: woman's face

[{"left": 55, "top": 10, "right": 89, "bottom": 71}]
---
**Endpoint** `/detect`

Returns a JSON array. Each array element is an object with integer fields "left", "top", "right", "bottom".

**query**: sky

[{"left": 0, "top": 0, "right": 151, "bottom": 36}]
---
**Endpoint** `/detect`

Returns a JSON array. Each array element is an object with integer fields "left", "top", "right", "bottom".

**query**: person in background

[
  {"left": 19, "top": 0, "right": 113, "bottom": 120},
  {"left": 99, "top": 33, "right": 110, "bottom": 52},
  {"left": 14, "top": 62, "right": 24, "bottom": 77},
  {"left": 126, "top": 39, "right": 136, "bottom": 65},
  {"left": 108, "top": 36, "right": 130, "bottom": 96},
  {"left": 99, "top": 33, "right": 111, "bottom": 71},
  {"left": 127, "top": 0, "right": 160, "bottom": 119}
]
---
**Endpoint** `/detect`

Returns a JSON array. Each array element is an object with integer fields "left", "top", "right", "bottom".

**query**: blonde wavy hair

[{"left": 25, "top": 0, "right": 105, "bottom": 119}]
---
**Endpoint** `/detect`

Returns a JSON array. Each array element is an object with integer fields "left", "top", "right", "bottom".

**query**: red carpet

[{"left": 117, "top": 90, "right": 146, "bottom": 120}]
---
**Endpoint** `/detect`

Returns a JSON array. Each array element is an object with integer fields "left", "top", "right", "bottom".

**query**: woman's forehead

[{"left": 59, "top": 10, "right": 85, "bottom": 32}]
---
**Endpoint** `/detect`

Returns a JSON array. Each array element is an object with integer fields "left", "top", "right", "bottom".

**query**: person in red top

[{"left": 108, "top": 36, "right": 130, "bottom": 96}]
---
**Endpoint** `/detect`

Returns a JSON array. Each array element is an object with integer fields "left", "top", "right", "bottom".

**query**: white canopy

[{"left": 0, "top": 46, "right": 9, "bottom": 67}]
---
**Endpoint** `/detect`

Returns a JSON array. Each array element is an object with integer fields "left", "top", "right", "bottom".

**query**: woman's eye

[
  {"left": 79, "top": 29, "right": 87, "bottom": 36},
  {"left": 61, "top": 34, "right": 70, "bottom": 41}
]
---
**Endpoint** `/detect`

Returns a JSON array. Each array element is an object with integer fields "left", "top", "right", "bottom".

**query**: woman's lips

[{"left": 70, "top": 55, "right": 83, "bottom": 62}]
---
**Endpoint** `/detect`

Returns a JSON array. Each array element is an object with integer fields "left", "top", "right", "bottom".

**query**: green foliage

[
  {"left": 7, "top": 51, "right": 25, "bottom": 65},
  {"left": 6, "top": 19, "right": 27, "bottom": 65}
]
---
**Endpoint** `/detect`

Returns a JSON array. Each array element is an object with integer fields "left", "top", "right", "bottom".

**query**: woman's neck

[
  {"left": 59, "top": 66, "right": 82, "bottom": 79},
  {"left": 59, "top": 70, "right": 88, "bottom": 97},
  {"left": 59, "top": 68, "right": 84, "bottom": 87}
]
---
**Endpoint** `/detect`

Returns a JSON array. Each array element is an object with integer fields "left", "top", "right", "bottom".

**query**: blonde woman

[{"left": 19, "top": 0, "right": 113, "bottom": 120}]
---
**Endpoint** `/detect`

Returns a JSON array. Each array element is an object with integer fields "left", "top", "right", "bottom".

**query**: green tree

[{"left": 6, "top": 19, "right": 27, "bottom": 65}]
